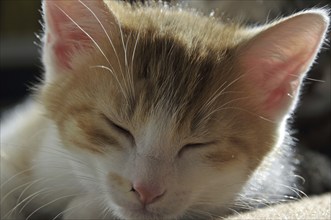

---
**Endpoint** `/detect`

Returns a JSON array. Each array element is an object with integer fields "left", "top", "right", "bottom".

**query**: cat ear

[
  {"left": 238, "top": 10, "right": 329, "bottom": 121},
  {"left": 42, "top": 0, "right": 115, "bottom": 72}
]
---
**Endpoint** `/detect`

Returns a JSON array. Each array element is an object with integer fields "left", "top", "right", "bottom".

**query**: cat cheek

[
  {"left": 108, "top": 172, "right": 131, "bottom": 191},
  {"left": 58, "top": 121, "right": 107, "bottom": 154}
]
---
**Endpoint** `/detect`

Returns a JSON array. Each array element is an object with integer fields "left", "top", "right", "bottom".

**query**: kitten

[{"left": 0, "top": 0, "right": 329, "bottom": 219}]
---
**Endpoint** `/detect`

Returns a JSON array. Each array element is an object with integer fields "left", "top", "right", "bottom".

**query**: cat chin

[
  {"left": 115, "top": 208, "right": 170, "bottom": 220},
  {"left": 110, "top": 201, "right": 185, "bottom": 220}
]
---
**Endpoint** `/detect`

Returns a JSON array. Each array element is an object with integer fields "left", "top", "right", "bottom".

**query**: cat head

[{"left": 40, "top": 0, "right": 329, "bottom": 218}]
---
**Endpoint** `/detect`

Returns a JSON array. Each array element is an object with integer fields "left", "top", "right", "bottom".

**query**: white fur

[
  {"left": 1, "top": 4, "right": 329, "bottom": 220},
  {"left": 0, "top": 103, "right": 247, "bottom": 219}
]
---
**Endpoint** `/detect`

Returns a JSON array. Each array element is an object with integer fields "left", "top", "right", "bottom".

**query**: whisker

[
  {"left": 77, "top": 0, "right": 130, "bottom": 103},
  {"left": 51, "top": 195, "right": 104, "bottom": 220},
  {"left": 226, "top": 207, "right": 241, "bottom": 217},
  {"left": 77, "top": 0, "right": 122, "bottom": 69},
  {"left": 203, "top": 80, "right": 229, "bottom": 109},
  {"left": 210, "top": 106, "right": 275, "bottom": 123},
  {"left": 203, "top": 73, "right": 247, "bottom": 111},
  {"left": 125, "top": 31, "right": 135, "bottom": 99},
  {"left": 16, "top": 177, "right": 49, "bottom": 205},
  {"left": 130, "top": 25, "right": 142, "bottom": 91},
  {"left": 53, "top": 4, "right": 111, "bottom": 69},
  {"left": 4, "top": 187, "right": 50, "bottom": 218},
  {"left": 100, "top": 202, "right": 112, "bottom": 219},
  {"left": 109, "top": 7, "right": 132, "bottom": 105},
  {"left": 89, "top": 65, "right": 129, "bottom": 106},
  {"left": 1, "top": 180, "right": 36, "bottom": 204},
  {"left": 25, "top": 192, "right": 87, "bottom": 220},
  {"left": 1, "top": 166, "right": 35, "bottom": 190},
  {"left": 200, "top": 96, "right": 251, "bottom": 121}
]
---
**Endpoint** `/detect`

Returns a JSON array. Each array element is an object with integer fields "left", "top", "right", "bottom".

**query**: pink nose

[{"left": 132, "top": 182, "right": 165, "bottom": 205}]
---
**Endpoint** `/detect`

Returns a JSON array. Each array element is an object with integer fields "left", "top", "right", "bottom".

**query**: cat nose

[{"left": 132, "top": 182, "right": 166, "bottom": 205}]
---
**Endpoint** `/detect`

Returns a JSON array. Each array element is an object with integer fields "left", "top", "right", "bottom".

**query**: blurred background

[{"left": 1, "top": 0, "right": 330, "bottom": 194}]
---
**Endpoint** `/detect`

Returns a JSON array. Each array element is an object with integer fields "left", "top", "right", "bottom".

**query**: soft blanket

[{"left": 225, "top": 193, "right": 331, "bottom": 220}]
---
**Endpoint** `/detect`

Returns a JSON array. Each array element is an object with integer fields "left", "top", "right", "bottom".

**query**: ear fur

[
  {"left": 42, "top": 0, "right": 116, "bottom": 79},
  {"left": 238, "top": 9, "right": 329, "bottom": 121}
]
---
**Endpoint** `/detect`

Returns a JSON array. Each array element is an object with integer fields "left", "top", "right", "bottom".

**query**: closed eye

[
  {"left": 101, "top": 114, "right": 135, "bottom": 143},
  {"left": 178, "top": 142, "right": 213, "bottom": 157}
]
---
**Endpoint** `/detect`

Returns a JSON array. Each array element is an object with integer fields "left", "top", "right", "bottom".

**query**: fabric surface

[{"left": 225, "top": 193, "right": 331, "bottom": 220}]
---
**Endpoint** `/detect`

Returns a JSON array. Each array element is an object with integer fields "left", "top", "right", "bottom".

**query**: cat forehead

[
  {"left": 45, "top": 2, "right": 253, "bottom": 134},
  {"left": 110, "top": 31, "right": 229, "bottom": 127},
  {"left": 112, "top": 2, "right": 249, "bottom": 50},
  {"left": 96, "top": 5, "right": 248, "bottom": 132}
]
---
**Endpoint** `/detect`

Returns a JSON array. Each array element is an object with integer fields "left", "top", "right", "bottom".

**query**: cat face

[
  {"left": 40, "top": 0, "right": 329, "bottom": 219},
  {"left": 42, "top": 37, "right": 268, "bottom": 219}
]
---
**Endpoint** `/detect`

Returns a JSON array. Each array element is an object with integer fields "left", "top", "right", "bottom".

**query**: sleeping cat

[{"left": 0, "top": 0, "right": 329, "bottom": 219}]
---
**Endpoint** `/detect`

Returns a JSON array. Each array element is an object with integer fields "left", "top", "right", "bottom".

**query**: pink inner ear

[
  {"left": 48, "top": 32, "right": 90, "bottom": 69},
  {"left": 239, "top": 11, "right": 329, "bottom": 121},
  {"left": 260, "top": 58, "right": 305, "bottom": 112},
  {"left": 51, "top": 35, "right": 71, "bottom": 69},
  {"left": 259, "top": 52, "right": 310, "bottom": 112},
  {"left": 45, "top": 1, "right": 92, "bottom": 69}
]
